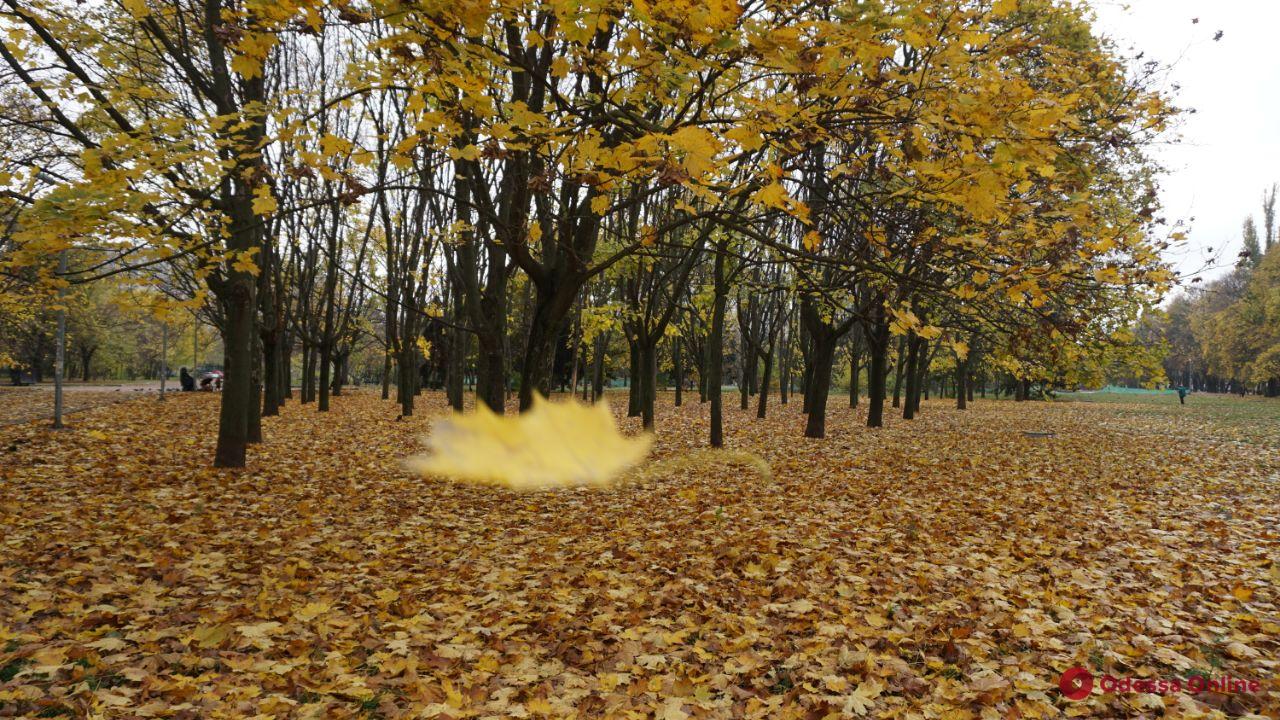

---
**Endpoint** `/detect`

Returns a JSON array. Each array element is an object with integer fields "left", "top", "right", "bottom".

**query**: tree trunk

[
  {"left": 262, "top": 331, "right": 280, "bottom": 417},
  {"left": 800, "top": 295, "right": 842, "bottom": 439},
  {"left": 332, "top": 351, "right": 347, "bottom": 397},
  {"left": 865, "top": 304, "right": 891, "bottom": 429},
  {"left": 248, "top": 314, "right": 263, "bottom": 444},
  {"left": 79, "top": 347, "right": 95, "bottom": 382},
  {"left": 891, "top": 336, "right": 906, "bottom": 409},
  {"left": 849, "top": 339, "right": 860, "bottom": 408},
  {"left": 902, "top": 334, "right": 920, "bottom": 421},
  {"left": 639, "top": 341, "right": 657, "bottom": 429},
  {"left": 318, "top": 266, "right": 337, "bottom": 413},
  {"left": 708, "top": 243, "right": 728, "bottom": 448},
  {"left": 282, "top": 338, "right": 292, "bottom": 401},
  {"left": 214, "top": 274, "right": 255, "bottom": 468},
  {"left": 910, "top": 339, "right": 929, "bottom": 416},
  {"left": 673, "top": 341, "right": 683, "bottom": 408},
  {"left": 803, "top": 332, "right": 836, "bottom": 438},
  {"left": 756, "top": 348, "right": 773, "bottom": 419},
  {"left": 779, "top": 325, "right": 790, "bottom": 406},
  {"left": 627, "top": 339, "right": 641, "bottom": 416},
  {"left": 591, "top": 332, "right": 607, "bottom": 403},
  {"left": 518, "top": 287, "right": 574, "bottom": 412}
]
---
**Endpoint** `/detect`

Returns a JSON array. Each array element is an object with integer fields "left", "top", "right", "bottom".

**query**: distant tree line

[{"left": 1149, "top": 185, "right": 1280, "bottom": 396}]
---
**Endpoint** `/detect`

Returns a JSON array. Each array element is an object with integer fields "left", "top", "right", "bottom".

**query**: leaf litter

[{"left": 1, "top": 391, "right": 1277, "bottom": 718}]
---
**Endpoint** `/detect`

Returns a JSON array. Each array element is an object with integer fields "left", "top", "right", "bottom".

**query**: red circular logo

[{"left": 1059, "top": 666, "right": 1094, "bottom": 701}]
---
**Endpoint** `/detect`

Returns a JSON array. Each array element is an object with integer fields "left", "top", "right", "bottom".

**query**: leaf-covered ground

[
  {"left": 0, "top": 386, "right": 158, "bottom": 428},
  {"left": 1, "top": 390, "right": 1278, "bottom": 719}
]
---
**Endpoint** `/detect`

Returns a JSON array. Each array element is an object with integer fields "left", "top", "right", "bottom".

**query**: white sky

[{"left": 1089, "top": 0, "right": 1280, "bottom": 283}]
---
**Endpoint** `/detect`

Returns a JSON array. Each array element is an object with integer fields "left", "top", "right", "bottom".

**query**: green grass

[{"left": 1056, "top": 390, "right": 1280, "bottom": 449}]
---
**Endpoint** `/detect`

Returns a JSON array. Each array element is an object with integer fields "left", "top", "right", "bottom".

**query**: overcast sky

[{"left": 1089, "top": 0, "right": 1280, "bottom": 284}]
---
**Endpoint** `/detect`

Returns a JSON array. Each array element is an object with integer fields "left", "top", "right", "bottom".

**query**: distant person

[
  {"left": 199, "top": 375, "right": 214, "bottom": 391},
  {"left": 180, "top": 367, "right": 195, "bottom": 392},
  {"left": 1176, "top": 385, "right": 1189, "bottom": 405},
  {"left": 8, "top": 366, "right": 21, "bottom": 386}
]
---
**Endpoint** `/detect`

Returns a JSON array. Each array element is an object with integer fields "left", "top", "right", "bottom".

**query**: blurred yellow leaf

[{"left": 408, "top": 398, "right": 651, "bottom": 490}]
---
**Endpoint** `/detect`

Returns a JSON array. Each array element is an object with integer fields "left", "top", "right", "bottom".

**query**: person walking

[{"left": 1176, "top": 385, "right": 1189, "bottom": 405}]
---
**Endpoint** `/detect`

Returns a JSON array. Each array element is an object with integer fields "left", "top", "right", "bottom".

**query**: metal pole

[{"left": 53, "top": 249, "right": 67, "bottom": 429}]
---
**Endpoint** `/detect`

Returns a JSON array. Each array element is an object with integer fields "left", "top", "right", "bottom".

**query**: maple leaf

[
  {"left": 407, "top": 398, "right": 652, "bottom": 489},
  {"left": 251, "top": 185, "right": 277, "bottom": 215},
  {"left": 842, "top": 679, "right": 883, "bottom": 716}
]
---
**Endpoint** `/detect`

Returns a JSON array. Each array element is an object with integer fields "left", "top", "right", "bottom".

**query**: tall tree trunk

[
  {"left": 638, "top": 340, "right": 657, "bottom": 429},
  {"left": 910, "top": 339, "right": 930, "bottom": 416},
  {"left": 447, "top": 327, "right": 466, "bottom": 411},
  {"left": 800, "top": 295, "right": 842, "bottom": 439},
  {"left": 803, "top": 331, "right": 836, "bottom": 438},
  {"left": 892, "top": 336, "right": 906, "bottom": 409},
  {"left": 708, "top": 244, "right": 728, "bottom": 447},
  {"left": 517, "top": 287, "right": 573, "bottom": 412},
  {"left": 398, "top": 301, "right": 419, "bottom": 416},
  {"left": 332, "top": 351, "right": 347, "bottom": 397},
  {"left": 79, "top": 347, "right": 95, "bottom": 382},
  {"left": 214, "top": 274, "right": 255, "bottom": 467},
  {"left": 282, "top": 337, "right": 292, "bottom": 401},
  {"left": 248, "top": 315, "right": 263, "bottom": 443},
  {"left": 865, "top": 304, "right": 891, "bottom": 429},
  {"left": 903, "top": 335, "right": 919, "bottom": 420},
  {"left": 756, "top": 347, "right": 773, "bottom": 419},
  {"left": 673, "top": 341, "right": 683, "bottom": 408},
  {"left": 591, "top": 332, "right": 607, "bottom": 402},
  {"left": 318, "top": 247, "right": 338, "bottom": 412},
  {"left": 627, "top": 339, "right": 641, "bottom": 417},
  {"left": 698, "top": 347, "right": 708, "bottom": 403},
  {"left": 779, "top": 323, "right": 790, "bottom": 406},
  {"left": 800, "top": 321, "right": 813, "bottom": 414},
  {"left": 849, "top": 338, "right": 860, "bottom": 408},
  {"left": 258, "top": 247, "right": 281, "bottom": 417},
  {"left": 475, "top": 330, "right": 505, "bottom": 413}
]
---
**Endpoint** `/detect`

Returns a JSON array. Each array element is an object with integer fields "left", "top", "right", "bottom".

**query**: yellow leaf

[
  {"left": 190, "top": 623, "right": 230, "bottom": 649},
  {"left": 252, "top": 185, "right": 277, "bottom": 216},
  {"left": 320, "top": 134, "right": 354, "bottom": 158},
  {"left": 1225, "top": 641, "right": 1259, "bottom": 659},
  {"left": 753, "top": 182, "right": 790, "bottom": 211},
  {"left": 230, "top": 54, "right": 263, "bottom": 80},
  {"left": 667, "top": 126, "right": 721, "bottom": 179},
  {"left": 843, "top": 678, "right": 883, "bottom": 716},
  {"left": 525, "top": 697, "right": 553, "bottom": 714},
  {"left": 991, "top": 0, "right": 1018, "bottom": 17},
  {"left": 407, "top": 398, "right": 652, "bottom": 490},
  {"left": 230, "top": 249, "right": 260, "bottom": 275},
  {"left": 294, "top": 601, "right": 332, "bottom": 621},
  {"left": 122, "top": 0, "right": 150, "bottom": 19},
  {"left": 725, "top": 125, "right": 764, "bottom": 152}
]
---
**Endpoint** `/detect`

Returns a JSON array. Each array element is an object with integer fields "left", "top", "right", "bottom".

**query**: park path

[{"left": 0, "top": 384, "right": 164, "bottom": 427}]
